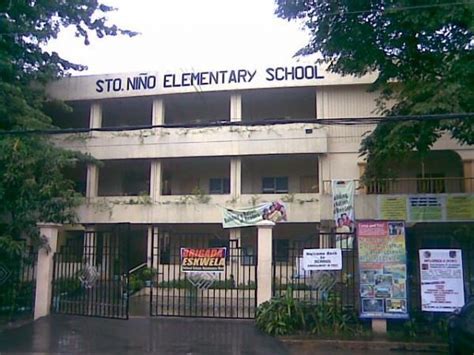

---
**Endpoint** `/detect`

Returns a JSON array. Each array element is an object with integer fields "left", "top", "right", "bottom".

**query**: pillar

[
  {"left": 372, "top": 319, "right": 387, "bottom": 336},
  {"left": 150, "top": 160, "right": 162, "bottom": 201},
  {"left": 152, "top": 98, "right": 165, "bottom": 125},
  {"left": 358, "top": 162, "right": 367, "bottom": 194},
  {"left": 86, "top": 164, "right": 99, "bottom": 198},
  {"left": 147, "top": 226, "right": 158, "bottom": 270},
  {"left": 83, "top": 226, "right": 96, "bottom": 266},
  {"left": 89, "top": 102, "right": 102, "bottom": 129},
  {"left": 230, "top": 94, "right": 241, "bottom": 122},
  {"left": 257, "top": 220, "right": 275, "bottom": 306},
  {"left": 229, "top": 228, "right": 242, "bottom": 284},
  {"left": 230, "top": 158, "right": 242, "bottom": 198},
  {"left": 463, "top": 159, "right": 473, "bottom": 192},
  {"left": 34, "top": 223, "right": 61, "bottom": 320}
]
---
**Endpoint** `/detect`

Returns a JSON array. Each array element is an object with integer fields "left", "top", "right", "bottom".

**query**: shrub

[{"left": 256, "top": 289, "right": 365, "bottom": 336}]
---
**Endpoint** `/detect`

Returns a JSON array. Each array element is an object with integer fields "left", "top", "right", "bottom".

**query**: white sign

[
  {"left": 419, "top": 249, "right": 465, "bottom": 312},
  {"left": 303, "top": 248, "right": 342, "bottom": 271}
]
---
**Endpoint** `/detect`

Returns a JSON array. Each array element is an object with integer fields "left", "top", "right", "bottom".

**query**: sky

[{"left": 46, "top": 0, "right": 312, "bottom": 75}]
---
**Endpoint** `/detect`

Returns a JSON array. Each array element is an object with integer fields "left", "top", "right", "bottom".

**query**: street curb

[{"left": 279, "top": 337, "right": 448, "bottom": 353}]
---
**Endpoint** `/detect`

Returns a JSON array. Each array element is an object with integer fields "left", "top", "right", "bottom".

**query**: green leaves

[
  {"left": 0, "top": 1, "right": 136, "bottom": 256},
  {"left": 276, "top": 1, "right": 474, "bottom": 176}
]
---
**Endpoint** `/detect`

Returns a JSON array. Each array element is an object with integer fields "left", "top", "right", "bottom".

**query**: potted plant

[{"left": 140, "top": 267, "right": 155, "bottom": 287}]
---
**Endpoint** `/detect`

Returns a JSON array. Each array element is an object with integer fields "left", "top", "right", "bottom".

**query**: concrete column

[
  {"left": 152, "top": 98, "right": 165, "bottom": 125},
  {"left": 147, "top": 226, "right": 158, "bottom": 269},
  {"left": 150, "top": 160, "right": 162, "bottom": 201},
  {"left": 257, "top": 220, "right": 275, "bottom": 306},
  {"left": 230, "top": 94, "right": 242, "bottom": 122},
  {"left": 229, "top": 228, "right": 242, "bottom": 283},
  {"left": 34, "top": 223, "right": 61, "bottom": 320},
  {"left": 358, "top": 162, "right": 367, "bottom": 194},
  {"left": 86, "top": 164, "right": 99, "bottom": 198},
  {"left": 463, "top": 159, "right": 473, "bottom": 192},
  {"left": 372, "top": 319, "right": 387, "bottom": 336},
  {"left": 84, "top": 227, "right": 96, "bottom": 266},
  {"left": 230, "top": 158, "right": 242, "bottom": 198},
  {"left": 89, "top": 103, "right": 102, "bottom": 129}
]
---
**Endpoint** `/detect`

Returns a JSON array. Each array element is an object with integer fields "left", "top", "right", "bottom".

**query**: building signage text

[{"left": 95, "top": 65, "right": 325, "bottom": 93}]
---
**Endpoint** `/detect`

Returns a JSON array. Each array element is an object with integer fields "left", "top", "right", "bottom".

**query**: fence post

[
  {"left": 256, "top": 220, "right": 275, "bottom": 306},
  {"left": 34, "top": 223, "right": 61, "bottom": 320}
]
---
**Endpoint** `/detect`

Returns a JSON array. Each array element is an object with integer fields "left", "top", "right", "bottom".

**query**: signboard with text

[
  {"left": 419, "top": 249, "right": 465, "bottom": 312},
  {"left": 303, "top": 249, "right": 342, "bottom": 271},
  {"left": 222, "top": 201, "right": 287, "bottom": 228},
  {"left": 357, "top": 220, "right": 408, "bottom": 319},
  {"left": 180, "top": 248, "right": 227, "bottom": 273}
]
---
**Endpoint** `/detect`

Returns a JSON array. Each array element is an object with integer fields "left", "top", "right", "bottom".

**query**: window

[
  {"left": 274, "top": 239, "right": 289, "bottom": 262},
  {"left": 262, "top": 177, "right": 288, "bottom": 194},
  {"left": 417, "top": 173, "right": 446, "bottom": 193},
  {"left": 209, "top": 178, "right": 230, "bottom": 194}
]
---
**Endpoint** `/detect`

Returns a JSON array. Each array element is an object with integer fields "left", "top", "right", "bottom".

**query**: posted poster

[
  {"left": 303, "top": 248, "right": 342, "bottom": 271},
  {"left": 222, "top": 201, "right": 287, "bottom": 228},
  {"left": 379, "top": 196, "right": 408, "bottom": 221},
  {"left": 180, "top": 248, "right": 227, "bottom": 273},
  {"left": 446, "top": 196, "right": 474, "bottom": 221},
  {"left": 408, "top": 196, "right": 443, "bottom": 221},
  {"left": 332, "top": 180, "right": 355, "bottom": 232},
  {"left": 419, "top": 249, "right": 465, "bottom": 312},
  {"left": 357, "top": 221, "right": 408, "bottom": 319}
]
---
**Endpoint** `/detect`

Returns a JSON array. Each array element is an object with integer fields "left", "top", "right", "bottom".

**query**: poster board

[
  {"left": 357, "top": 220, "right": 409, "bottom": 319},
  {"left": 419, "top": 249, "right": 465, "bottom": 312},
  {"left": 180, "top": 248, "right": 227, "bottom": 273},
  {"left": 303, "top": 249, "right": 342, "bottom": 271}
]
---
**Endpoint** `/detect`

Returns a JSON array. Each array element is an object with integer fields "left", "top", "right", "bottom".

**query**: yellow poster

[
  {"left": 446, "top": 196, "right": 474, "bottom": 221},
  {"left": 379, "top": 196, "right": 407, "bottom": 220}
]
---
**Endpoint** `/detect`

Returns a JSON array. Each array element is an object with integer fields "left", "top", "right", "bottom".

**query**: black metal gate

[
  {"left": 0, "top": 248, "right": 37, "bottom": 322},
  {"left": 150, "top": 229, "right": 257, "bottom": 318},
  {"left": 272, "top": 232, "right": 357, "bottom": 312},
  {"left": 51, "top": 225, "right": 130, "bottom": 319}
]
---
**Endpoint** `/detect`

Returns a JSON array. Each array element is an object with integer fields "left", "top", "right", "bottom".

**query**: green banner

[{"left": 222, "top": 201, "right": 287, "bottom": 228}]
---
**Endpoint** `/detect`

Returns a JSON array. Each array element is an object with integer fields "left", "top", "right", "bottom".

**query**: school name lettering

[{"left": 95, "top": 65, "right": 325, "bottom": 93}]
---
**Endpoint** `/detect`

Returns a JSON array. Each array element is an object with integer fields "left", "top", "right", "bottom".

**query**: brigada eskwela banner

[
  {"left": 222, "top": 201, "right": 287, "bottom": 228},
  {"left": 332, "top": 180, "right": 355, "bottom": 232},
  {"left": 180, "top": 248, "right": 227, "bottom": 273},
  {"left": 357, "top": 220, "right": 408, "bottom": 319}
]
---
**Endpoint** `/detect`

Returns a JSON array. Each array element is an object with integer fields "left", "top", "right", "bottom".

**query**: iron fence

[
  {"left": 150, "top": 229, "right": 257, "bottom": 319},
  {"left": 51, "top": 227, "right": 130, "bottom": 319},
  {"left": 272, "top": 232, "right": 358, "bottom": 313},
  {"left": 0, "top": 250, "right": 37, "bottom": 322}
]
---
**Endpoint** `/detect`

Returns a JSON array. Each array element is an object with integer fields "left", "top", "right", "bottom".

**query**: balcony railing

[{"left": 322, "top": 177, "right": 474, "bottom": 195}]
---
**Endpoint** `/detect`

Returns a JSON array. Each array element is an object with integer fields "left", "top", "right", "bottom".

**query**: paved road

[
  {"left": 0, "top": 315, "right": 442, "bottom": 354},
  {"left": 0, "top": 315, "right": 288, "bottom": 354}
]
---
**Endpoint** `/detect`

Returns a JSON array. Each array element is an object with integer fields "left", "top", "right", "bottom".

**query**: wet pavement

[{"left": 0, "top": 315, "right": 289, "bottom": 354}]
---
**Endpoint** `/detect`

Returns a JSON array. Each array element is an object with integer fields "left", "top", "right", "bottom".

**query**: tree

[
  {"left": 0, "top": 1, "right": 137, "bottom": 257},
  {"left": 275, "top": 0, "right": 473, "bottom": 178}
]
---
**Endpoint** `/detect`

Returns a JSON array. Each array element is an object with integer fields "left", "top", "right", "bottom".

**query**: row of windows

[{"left": 209, "top": 177, "right": 290, "bottom": 194}]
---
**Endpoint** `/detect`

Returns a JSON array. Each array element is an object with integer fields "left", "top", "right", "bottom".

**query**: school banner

[
  {"left": 357, "top": 221, "right": 408, "bottom": 319},
  {"left": 222, "top": 201, "right": 287, "bottom": 228},
  {"left": 419, "top": 249, "right": 465, "bottom": 312},
  {"left": 180, "top": 248, "right": 227, "bottom": 273},
  {"left": 332, "top": 180, "right": 355, "bottom": 231}
]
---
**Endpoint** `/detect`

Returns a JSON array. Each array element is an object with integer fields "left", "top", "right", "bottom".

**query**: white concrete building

[{"left": 43, "top": 62, "right": 473, "bottom": 318}]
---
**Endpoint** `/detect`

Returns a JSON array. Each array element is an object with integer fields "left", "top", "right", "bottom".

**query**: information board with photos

[{"left": 357, "top": 221, "right": 409, "bottom": 319}]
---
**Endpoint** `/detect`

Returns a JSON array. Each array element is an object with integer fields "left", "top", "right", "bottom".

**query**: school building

[{"left": 19, "top": 62, "right": 474, "bottom": 324}]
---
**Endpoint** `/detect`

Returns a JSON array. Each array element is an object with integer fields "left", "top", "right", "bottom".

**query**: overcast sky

[{"left": 46, "top": 0, "right": 311, "bottom": 75}]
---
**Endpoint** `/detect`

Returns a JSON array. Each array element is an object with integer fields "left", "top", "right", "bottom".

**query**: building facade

[{"left": 43, "top": 62, "right": 473, "bottom": 319}]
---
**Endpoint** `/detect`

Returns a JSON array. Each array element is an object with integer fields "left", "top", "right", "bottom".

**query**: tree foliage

[
  {"left": 275, "top": 0, "right": 474, "bottom": 177},
  {"left": 0, "top": 1, "right": 136, "bottom": 255}
]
